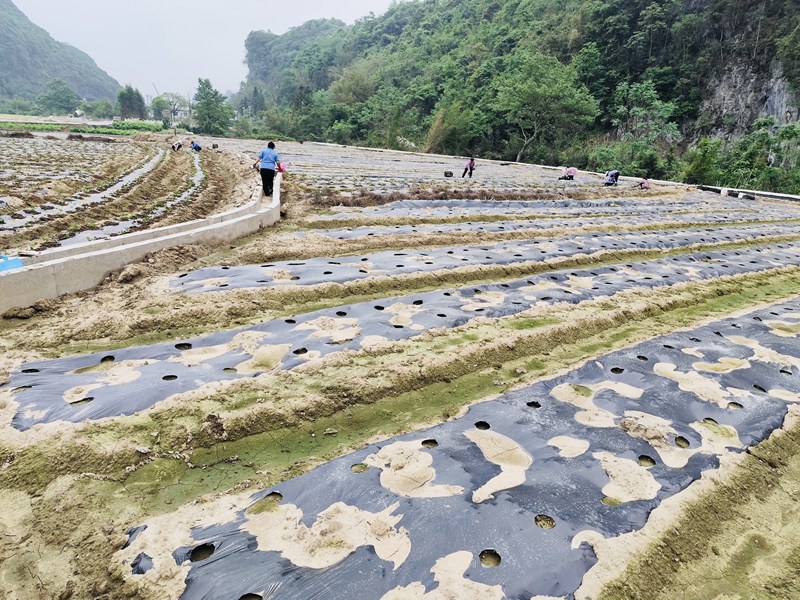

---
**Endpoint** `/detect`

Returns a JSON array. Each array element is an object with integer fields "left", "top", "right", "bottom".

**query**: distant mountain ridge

[{"left": 0, "top": 0, "right": 119, "bottom": 100}]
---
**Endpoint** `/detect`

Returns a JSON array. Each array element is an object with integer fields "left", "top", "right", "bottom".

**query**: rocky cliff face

[{"left": 700, "top": 61, "right": 798, "bottom": 138}]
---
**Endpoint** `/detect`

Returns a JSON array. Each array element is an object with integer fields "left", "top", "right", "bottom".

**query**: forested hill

[
  {"left": 0, "top": 0, "right": 120, "bottom": 100},
  {"left": 238, "top": 0, "right": 799, "bottom": 189}
]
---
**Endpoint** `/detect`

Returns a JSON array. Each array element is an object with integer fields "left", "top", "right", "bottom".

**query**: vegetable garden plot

[
  {"left": 54, "top": 152, "right": 204, "bottom": 248},
  {"left": 172, "top": 223, "right": 800, "bottom": 293},
  {"left": 312, "top": 192, "right": 777, "bottom": 221},
  {"left": 0, "top": 137, "right": 148, "bottom": 210},
  {"left": 116, "top": 298, "right": 800, "bottom": 600},
  {"left": 217, "top": 139, "right": 653, "bottom": 194},
  {"left": 288, "top": 207, "right": 788, "bottom": 241},
  {"left": 7, "top": 241, "right": 800, "bottom": 430},
  {"left": 0, "top": 148, "right": 164, "bottom": 233}
]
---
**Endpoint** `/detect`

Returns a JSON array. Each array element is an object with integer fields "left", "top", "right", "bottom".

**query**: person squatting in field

[
  {"left": 604, "top": 169, "right": 620, "bottom": 186},
  {"left": 558, "top": 166, "right": 578, "bottom": 180}
]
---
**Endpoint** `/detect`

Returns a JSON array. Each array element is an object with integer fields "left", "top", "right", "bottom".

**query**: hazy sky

[{"left": 13, "top": 0, "right": 396, "bottom": 99}]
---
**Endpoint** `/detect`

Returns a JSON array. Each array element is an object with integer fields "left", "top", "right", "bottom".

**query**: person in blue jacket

[{"left": 254, "top": 141, "right": 280, "bottom": 197}]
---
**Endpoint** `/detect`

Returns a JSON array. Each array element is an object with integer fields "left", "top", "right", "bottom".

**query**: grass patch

[{"left": 598, "top": 421, "right": 800, "bottom": 600}]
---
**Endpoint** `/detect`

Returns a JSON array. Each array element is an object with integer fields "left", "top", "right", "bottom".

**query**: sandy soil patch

[
  {"left": 243, "top": 500, "right": 410, "bottom": 569},
  {"left": 550, "top": 381, "right": 643, "bottom": 428},
  {"left": 566, "top": 275, "right": 597, "bottom": 289},
  {"left": 594, "top": 451, "right": 661, "bottom": 503},
  {"left": 620, "top": 410, "right": 742, "bottom": 468},
  {"left": 113, "top": 491, "right": 258, "bottom": 599},
  {"left": 653, "top": 363, "right": 731, "bottom": 408},
  {"left": 692, "top": 357, "right": 750, "bottom": 373},
  {"left": 296, "top": 315, "right": 361, "bottom": 342},
  {"left": 380, "top": 551, "right": 504, "bottom": 599},
  {"left": 465, "top": 428, "right": 533, "bottom": 503},
  {"left": 364, "top": 440, "right": 464, "bottom": 497},
  {"left": 548, "top": 435, "right": 590, "bottom": 458},
  {"left": 764, "top": 319, "right": 800, "bottom": 337},
  {"left": 383, "top": 303, "right": 425, "bottom": 329},
  {"left": 681, "top": 346, "right": 705, "bottom": 358},
  {"left": 726, "top": 335, "right": 800, "bottom": 369},
  {"left": 235, "top": 344, "right": 291, "bottom": 374},
  {"left": 461, "top": 291, "right": 507, "bottom": 312}
]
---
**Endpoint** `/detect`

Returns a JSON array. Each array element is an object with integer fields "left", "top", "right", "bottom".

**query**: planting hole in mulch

[
  {"left": 70, "top": 397, "right": 94, "bottom": 406},
  {"left": 479, "top": 549, "right": 501, "bottom": 567},
  {"left": 189, "top": 543, "right": 215, "bottom": 562},
  {"left": 351, "top": 463, "right": 368, "bottom": 473},
  {"left": 421, "top": 439, "right": 438, "bottom": 448},
  {"left": 639, "top": 455, "right": 657, "bottom": 468},
  {"left": 475, "top": 421, "right": 490, "bottom": 430},
  {"left": 535, "top": 514, "right": 556, "bottom": 529}
]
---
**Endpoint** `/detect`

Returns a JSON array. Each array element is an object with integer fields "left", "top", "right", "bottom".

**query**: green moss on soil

[{"left": 598, "top": 422, "right": 800, "bottom": 600}]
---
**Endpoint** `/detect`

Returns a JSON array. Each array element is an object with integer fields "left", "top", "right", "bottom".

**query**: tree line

[
  {"left": 229, "top": 0, "right": 799, "bottom": 192},
  {"left": 3, "top": 0, "right": 797, "bottom": 193},
  {"left": 0, "top": 78, "right": 233, "bottom": 136}
]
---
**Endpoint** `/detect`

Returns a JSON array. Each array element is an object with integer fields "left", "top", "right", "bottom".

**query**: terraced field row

[{"left": 0, "top": 134, "right": 254, "bottom": 254}]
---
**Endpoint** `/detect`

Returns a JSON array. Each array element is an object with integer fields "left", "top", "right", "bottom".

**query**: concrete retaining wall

[
  {"left": 0, "top": 175, "right": 281, "bottom": 313},
  {"left": 699, "top": 185, "right": 800, "bottom": 203}
]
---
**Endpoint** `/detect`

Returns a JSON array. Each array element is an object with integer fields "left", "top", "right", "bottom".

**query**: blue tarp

[{"left": 0, "top": 255, "right": 24, "bottom": 272}]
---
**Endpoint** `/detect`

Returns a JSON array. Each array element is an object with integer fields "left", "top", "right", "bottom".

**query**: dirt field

[{"left": 1, "top": 136, "right": 800, "bottom": 599}]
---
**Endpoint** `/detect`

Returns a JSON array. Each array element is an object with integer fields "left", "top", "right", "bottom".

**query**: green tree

[
  {"left": 82, "top": 98, "right": 116, "bottom": 119},
  {"left": 329, "top": 55, "right": 383, "bottom": 105},
  {"left": 150, "top": 92, "right": 188, "bottom": 125},
  {"left": 117, "top": 85, "right": 146, "bottom": 119},
  {"left": 494, "top": 50, "right": 599, "bottom": 162},
  {"left": 682, "top": 138, "right": 722, "bottom": 185},
  {"left": 34, "top": 79, "right": 81, "bottom": 115},
  {"left": 251, "top": 85, "right": 266, "bottom": 114},
  {"left": 193, "top": 78, "right": 234, "bottom": 135},
  {"left": 611, "top": 80, "right": 680, "bottom": 144},
  {"left": 0, "top": 97, "right": 35, "bottom": 115},
  {"left": 424, "top": 100, "right": 479, "bottom": 154}
]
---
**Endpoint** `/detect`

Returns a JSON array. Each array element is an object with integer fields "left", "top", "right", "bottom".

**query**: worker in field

[
  {"left": 604, "top": 169, "right": 620, "bottom": 186},
  {"left": 558, "top": 166, "right": 578, "bottom": 180},
  {"left": 254, "top": 141, "right": 280, "bottom": 197},
  {"left": 462, "top": 156, "right": 475, "bottom": 178}
]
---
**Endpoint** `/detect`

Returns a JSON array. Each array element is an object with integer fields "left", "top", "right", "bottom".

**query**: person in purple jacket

[
  {"left": 462, "top": 157, "right": 475, "bottom": 178},
  {"left": 253, "top": 141, "right": 280, "bottom": 197}
]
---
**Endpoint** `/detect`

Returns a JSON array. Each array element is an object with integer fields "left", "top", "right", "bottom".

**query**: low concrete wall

[
  {"left": 0, "top": 175, "right": 281, "bottom": 313},
  {"left": 699, "top": 185, "right": 800, "bottom": 203}
]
